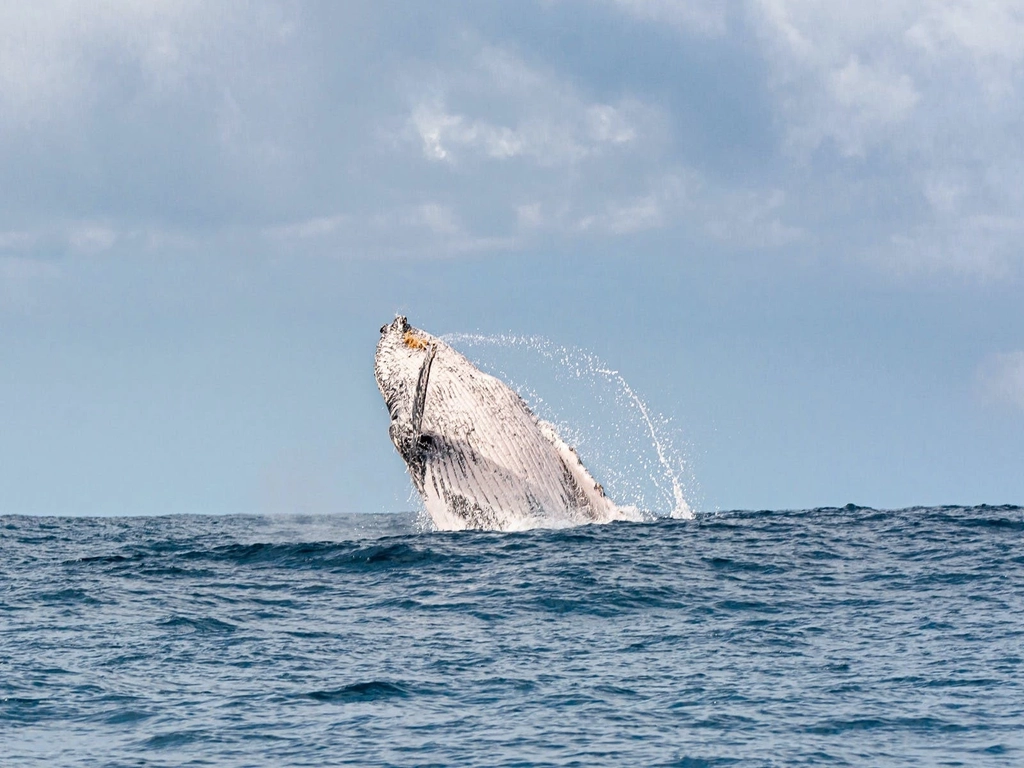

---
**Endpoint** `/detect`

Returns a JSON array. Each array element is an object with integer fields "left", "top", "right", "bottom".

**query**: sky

[{"left": 1, "top": 0, "right": 1022, "bottom": 516}]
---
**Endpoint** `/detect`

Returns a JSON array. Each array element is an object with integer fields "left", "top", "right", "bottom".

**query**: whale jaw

[{"left": 375, "top": 317, "right": 627, "bottom": 531}]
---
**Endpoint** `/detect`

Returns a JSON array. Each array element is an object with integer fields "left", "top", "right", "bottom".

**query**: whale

[{"left": 374, "top": 316, "right": 633, "bottom": 531}]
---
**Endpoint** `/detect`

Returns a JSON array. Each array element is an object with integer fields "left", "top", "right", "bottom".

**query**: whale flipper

[{"left": 410, "top": 342, "right": 436, "bottom": 440}]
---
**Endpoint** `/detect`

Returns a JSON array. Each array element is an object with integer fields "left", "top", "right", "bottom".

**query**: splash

[{"left": 442, "top": 333, "right": 695, "bottom": 520}]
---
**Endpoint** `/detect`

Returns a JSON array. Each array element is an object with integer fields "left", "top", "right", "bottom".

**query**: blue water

[{"left": 2, "top": 506, "right": 1022, "bottom": 766}]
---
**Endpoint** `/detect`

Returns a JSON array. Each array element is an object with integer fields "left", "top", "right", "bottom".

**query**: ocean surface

[{"left": 2, "top": 506, "right": 1022, "bottom": 767}]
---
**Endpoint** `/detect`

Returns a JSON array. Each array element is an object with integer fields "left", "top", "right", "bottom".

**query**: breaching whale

[{"left": 375, "top": 316, "right": 632, "bottom": 531}]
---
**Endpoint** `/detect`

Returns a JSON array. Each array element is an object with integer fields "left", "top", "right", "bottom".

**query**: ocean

[{"left": 2, "top": 506, "right": 1022, "bottom": 766}]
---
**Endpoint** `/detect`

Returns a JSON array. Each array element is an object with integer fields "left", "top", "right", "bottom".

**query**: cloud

[
  {"left": 872, "top": 214, "right": 1024, "bottom": 280},
  {"left": 907, "top": 2, "right": 1024, "bottom": 97},
  {"left": 411, "top": 103, "right": 526, "bottom": 162},
  {"left": 701, "top": 188, "right": 807, "bottom": 249},
  {"left": 0, "top": 2, "right": 240, "bottom": 128},
  {"left": 516, "top": 203, "right": 545, "bottom": 231},
  {"left": 267, "top": 215, "right": 348, "bottom": 240},
  {"left": 748, "top": 0, "right": 1023, "bottom": 160},
  {"left": 265, "top": 202, "right": 514, "bottom": 258},
  {"left": 977, "top": 351, "right": 1024, "bottom": 412},
  {"left": 602, "top": 0, "right": 730, "bottom": 36},
  {"left": 0, "top": 1, "right": 303, "bottom": 233},
  {"left": 583, "top": 0, "right": 1024, "bottom": 277},
  {"left": 400, "top": 39, "right": 809, "bottom": 253},
  {"left": 69, "top": 224, "right": 119, "bottom": 254},
  {"left": 603, "top": 196, "right": 665, "bottom": 235},
  {"left": 3, "top": 1, "right": 1021, "bottom": 282},
  {"left": 407, "top": 46, "right": 653, "bottom": 166},
  {"left": 825, "top": 56, "right": 920, "bottom": 157},
  {"left": 574, "top": 194, "right": 664, "bottom": 235},
  {"left": 407, "top": 203, "right": 461, "bottom": 236},
  {"left": 525, "top": 170, "right": 803, "bottom": 247},
  {"left": 383, "top": 203, "right": 516, "bottom": 256},
  {"left": 0, "top": 231, "right": 36, "bottom": 251},
  {"left": 749, "top": 1, "right": 928, "bottom": 156}
]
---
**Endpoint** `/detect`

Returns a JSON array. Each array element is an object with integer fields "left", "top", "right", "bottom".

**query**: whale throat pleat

[{"left": 420, "top": 353, "right": 579, "bottom": 526}]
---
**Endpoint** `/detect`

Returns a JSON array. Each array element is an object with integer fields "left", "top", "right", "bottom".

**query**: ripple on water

[{"left": 0, "top": 507, "right": 1022, "bottom": 767}]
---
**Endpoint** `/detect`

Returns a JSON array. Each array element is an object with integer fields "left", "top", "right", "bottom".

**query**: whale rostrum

[{"left": 374, "top": 316, "right": 634, "bottom": 531}]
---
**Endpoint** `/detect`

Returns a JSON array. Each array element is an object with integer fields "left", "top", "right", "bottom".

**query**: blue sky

[{"left": 1, "top": 1, "right": 1022, "bottom": 515}]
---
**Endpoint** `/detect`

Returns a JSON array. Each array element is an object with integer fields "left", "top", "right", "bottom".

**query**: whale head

[{"left": 374, "top": 315, "right": 437, "bottom": 432}]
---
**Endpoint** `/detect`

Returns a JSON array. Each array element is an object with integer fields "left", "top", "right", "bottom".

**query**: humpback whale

[{"left": 375, "top": 316, "right": 633, "bottom": 531}]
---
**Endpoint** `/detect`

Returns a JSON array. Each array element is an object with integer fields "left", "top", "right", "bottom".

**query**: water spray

[{"left": 443, "top": 333, "right": 694, "bottom": 520}]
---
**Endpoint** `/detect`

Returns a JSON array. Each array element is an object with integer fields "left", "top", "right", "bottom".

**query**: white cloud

[
  {"left": 874, "top": 214, "right": 1024, "bottom": 280},
  {"left": 907, "top": 2, "right": 1024, "bottom": 98},
  {"left": 922, "top": 175, "right": 968, "bottom": 214},
  {"left": 215, "top": 87, "right": 291, "bottom": 165},
  {"left": 826, "top": 56, "right": 920, "bottom": 157},
  {"left": 748, "top": 0, "right": 1024, "bottom": 160},
  {"left": 516, "top": 203, "right": 545, "bottom": 230},
  {"left": 4, "top": 1, "right": 1018, "bottom": 281},
  {"left": 264, "top": 202, "right": 515, "bottom": 258},
  {"left": 585, "top": 104, "right": 637, "bottom": 145},
  {"left": 407, "top": 46, "right": 657, "bottom": 166},
  {"left": 749, "top": 1, "right": 927, "bottom": 155},
  {"left": 576, "top": 195, "right": 663, "bottom": 235},
  {"left": 605, "top": 196, "right": 665, "bottom": 235},
  {"left": 526, "top": 170, "right": 803, "bottom": 247},
  {"left": 0, "top": 0, "right": 298, "bottom": 183},
  {"left": 69, "top": 224, "right": 118, "bottom": 254},
  {"left": 0, "top": 2, "right": 222, "bottom": 126},
  {"left": 410, "top": 104, "right": 456, "bottom": 161},
  {"left": 604, "top": 0, "right": 730, "bottom": 36},
  {"left": 578, "top": 0, "right": 1017, "bottom": 276},
  {"left": 267, "top": 214, "right": 348, "bottom": 240},
  {"left": 701, "top": 188, "right": 807, "bottom": 248},
  {"left": 977, "top": 351, "right": 1024, "bottom": 412},
  {"left": 411, "top": 103, "right": 527, "bottom": 162},
  {"left": 384, "top": 203, "right": 515, "bottom": 255},
  {"left": 399, "top": 32, "right": 812, "bottom": 256},
  {"left": 407, "top": 204, "right": 461, "bottom": 237},
  {"left": 1, "top": 222, "right": 212, "bottom": 262},
  {"left": 0, "top": 231, "right": 36, "bottom": 250}
]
